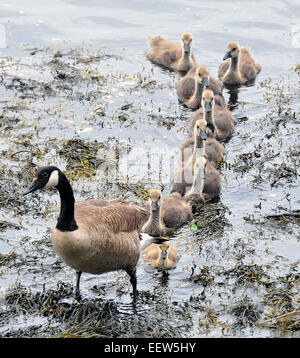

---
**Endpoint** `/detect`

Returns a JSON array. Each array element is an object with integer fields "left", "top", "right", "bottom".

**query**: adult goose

[{"left": 23, "top": 166, "right": 166, "bottom": 301}]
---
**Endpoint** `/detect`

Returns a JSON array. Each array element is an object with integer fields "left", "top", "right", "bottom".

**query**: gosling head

[
  {"left": 223, "top": 41, "right": 241, "bottom": 60},
  {"left": 195, "top": 65, "right": 209, "bottom": 87},
  {"left": 23, "top": 166, "right": 60, "bottom": 195},
  {"left": 201, "top": 89, "right": 215, "bottom": 113},
  {"left": 194, "top": 119, "right": 208, "bottom": 141},
  {"left": 181, "top": 32, "right": 193, "bottom": 54},
  {"left": 149, "top": 188, "right": 162, "bottom": 213},
  {"left": 159, "top": 241, "right": 170, "bottom": 260}
]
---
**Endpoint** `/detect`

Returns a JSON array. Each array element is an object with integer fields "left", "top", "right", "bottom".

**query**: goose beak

[
  {"left": 223, "top": 51, "right": 231, "bottom": 60},
  {"left": 202, "top": 77, "right": 209, "bottom": 87},
  {"left": 183, "top": 42, "right": 190, "bottom": 54},
  {"left": 200, "top": 129, "right": 207, "bottom": 140},
  {"left": 151, "top": 201, "right": 158, "bottom": 212},
  {"left": 23, "top": 178, "right": 40, "bottom": 195}
]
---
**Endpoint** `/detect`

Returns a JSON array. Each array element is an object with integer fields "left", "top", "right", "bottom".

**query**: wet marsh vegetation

[{"left": 0, "top": 2, "right": 300, "bottom": 339}]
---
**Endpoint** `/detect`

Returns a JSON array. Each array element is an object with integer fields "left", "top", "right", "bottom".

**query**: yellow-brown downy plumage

[
  {"left": 143, "top": 240, "right": 179, "bottom": 271},
  {"left": 218, "top": 41, "right": 261, "bottom": 85},
  {"left": 176, "top": 64, "right": 225, "bottom": 109},
  {"left": 146, "top": 32, "right": 197, "bottom": 72}
]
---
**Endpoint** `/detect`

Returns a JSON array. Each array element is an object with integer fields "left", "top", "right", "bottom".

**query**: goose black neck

[{"left": 55, "top": 171, "right": 78, "bottom": 232}]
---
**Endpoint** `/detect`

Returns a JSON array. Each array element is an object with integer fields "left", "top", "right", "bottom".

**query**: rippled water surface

[{"left": 0, "top": 0, "right": 299, "bottom": 338}]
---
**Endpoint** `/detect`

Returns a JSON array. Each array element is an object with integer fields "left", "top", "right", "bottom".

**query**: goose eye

[
  {"left": 232, "top": 47, "right": 236, "bottom": 51},
  {"left": 41, "top": 172, "right": 49, "bottom": 178}
]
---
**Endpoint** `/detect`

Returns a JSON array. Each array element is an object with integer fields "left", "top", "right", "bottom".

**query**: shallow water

[{"left": 0, "top": 0, "right": 299, "bottom": 338}]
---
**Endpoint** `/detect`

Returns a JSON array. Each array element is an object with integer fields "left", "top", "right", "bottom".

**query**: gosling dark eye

[{"left": 232, "top": 48, "right": 236, "bottom": 51}]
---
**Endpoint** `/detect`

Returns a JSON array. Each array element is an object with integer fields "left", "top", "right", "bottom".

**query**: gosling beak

[
  {"left": 23, "top": 178, "right": 40, "bottom": 195},
  {"left": 202, "top": 77, "right": 209, "bottom": 87},
  {"left": 183, "top": 42, "right": 190, "bottom": 54},
  {"left": 204, "top": 101, "right": 212, "bottom": 113},
  {"left": 151, "top": 201, "right": 159, "bottom": 212},
  {"left": 161, "top": 249, "right": 167, "bottom": 260},
  {"left": 223, "top": 51, "right": 231, "bottom": 60}
]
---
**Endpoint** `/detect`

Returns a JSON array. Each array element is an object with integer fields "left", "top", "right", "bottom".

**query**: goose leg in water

[
  {"left": 75, "top": 270, "right": 82, "bottom": 300},
  {"left": 127, "top": 269, "right": 137, "bottom": 301}
]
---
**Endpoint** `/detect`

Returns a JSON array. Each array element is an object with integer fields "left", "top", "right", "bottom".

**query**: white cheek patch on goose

[{"left": 45, "top": 170, "right": 59, "bottom": 189}]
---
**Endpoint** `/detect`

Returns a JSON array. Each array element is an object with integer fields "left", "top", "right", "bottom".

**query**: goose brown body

[
  {"left": 53, "top": 203, "right": 149, "bottom": 275},
  {"left": 146, "top": 33, "right": 197, "bottom": 72},
  {"left": 218, "top": 41, "right": 261, "bottom": 85},
  {"left": 176, "top": 65, "right": 225, "bottom": 108}
]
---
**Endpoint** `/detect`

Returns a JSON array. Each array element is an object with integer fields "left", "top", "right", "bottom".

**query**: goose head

[
  {"left": 194, "top": 119, "right": 208, "bottom": 141},
  {"left": 181, "top": 32, "right": 193, "bottom": 54},
  {"left": 149, "top": 188, "right": 163, "bottom": 213},
  {"left": 195, "top": 65, "right": 209, "bottom": 87},
  {"left": 223, "top": 41, "right": 241, "bottom": 60},
  {"left": 24, "top": 166, "right": 60, "bottom": 195}
]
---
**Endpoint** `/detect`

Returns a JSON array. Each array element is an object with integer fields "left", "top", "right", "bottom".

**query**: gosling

[
  {"left": 142, "top": 188, "right": 192, "bottom": 234},
  {"left": 180, "top": 118, "right": 225, "bottom": 168},
  {"left": 146, "top": 32, "right": 197, "bottom": 72},
  {"left": 142, "top": 241, "right": 179, "bottom": 272},
  {"left": 176, "top": 65, "right": 225, "bottom": 109},
  {"left": 218, "top": 41, "right": 261, "bottom": 85},
  {"left": 189, "top": 89, "right": 235, "bottom": 142},
  {"left": 23, "top": 166, "right": 166, "bottom": 301},
  {"left": 184, "top": 156, "right": 221, "bottom": 206}
]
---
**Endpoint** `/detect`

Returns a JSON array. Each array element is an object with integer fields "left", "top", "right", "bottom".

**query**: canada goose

[
  {"left": 176, "top": 65, "right": 225, "bottom": 109},
  {"left": 142, "top": 189, "right": 192, "bottom": 234},
  {"left": 189, "top": 89, "right": 235, "bottom": 142},
  {"left": 184, "top": 156, "right": 221, "bottom": 205},
  {"left": 180, "top": 118, "right": 225, "bottom": 168},
  {"left": 218, "top": 41, "right": 261, "bottom": 85},
  {"left": 142, "top": 240, "right": 179, "bottom": 271},
  {"left": 23, "top": 166, "right": 167, "bottom": 301},
  {"left": 146, "top": 32, "right": 197, "bottom": 72}
]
